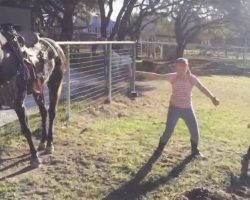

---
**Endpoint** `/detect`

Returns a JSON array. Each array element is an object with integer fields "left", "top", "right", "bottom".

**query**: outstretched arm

[
  {"left": 196, "top": 80, "right": 220, "bottom": 106},
  {"left": 136, "top": 71, "right": 172, "bottom": 81}
]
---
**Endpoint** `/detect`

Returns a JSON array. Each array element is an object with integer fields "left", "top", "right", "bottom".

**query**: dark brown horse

[{"left": 0, "top": 32, "right": 67, "bottom": 167}]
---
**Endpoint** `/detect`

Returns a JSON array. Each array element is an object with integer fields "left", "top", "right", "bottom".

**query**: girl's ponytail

[{"left": 187, "top": 65, "right": 191, "bottom": 75}]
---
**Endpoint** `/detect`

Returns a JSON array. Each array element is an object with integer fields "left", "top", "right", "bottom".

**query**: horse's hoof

[
  {"left": 37, "top": 142, "right": 46, "bottom": 151},
  {"left": 30, "top": 157, "right": 42, "bottom": 168},
  {"left": 45, "top": 145, "right": 54, "bottom": 154}
]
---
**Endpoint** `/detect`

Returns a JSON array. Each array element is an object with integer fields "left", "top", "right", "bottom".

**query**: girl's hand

[{"left": 212, "top": 97, "right": 220, "bottom": 106}]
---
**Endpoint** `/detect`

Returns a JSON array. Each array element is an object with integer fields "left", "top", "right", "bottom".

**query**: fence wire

[
  {"left": 137, "top": 41, "right": 250, "bottom": 62},
  {"left": 68, "top": 44, "right": 106, "bottom": 113},
  {"left": 111, "top": 46, "right": 133, "bottom": 98},
  {"left": 58, "top": 41, "right": 136, "bottom": 118}
]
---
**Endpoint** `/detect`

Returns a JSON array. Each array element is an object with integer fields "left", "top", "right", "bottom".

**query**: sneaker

[{"left": 191, "top": 150, "right": 206, "bottom": 159}]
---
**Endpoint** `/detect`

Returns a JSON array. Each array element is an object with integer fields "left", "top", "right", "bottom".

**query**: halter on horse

[{"left": 0, "top": 24, "right": 67, "bottom": 167}]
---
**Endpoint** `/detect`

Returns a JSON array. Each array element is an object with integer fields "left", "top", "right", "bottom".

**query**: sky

[{"left": 110, "top": 0, "right": 123, "bottom": 21}]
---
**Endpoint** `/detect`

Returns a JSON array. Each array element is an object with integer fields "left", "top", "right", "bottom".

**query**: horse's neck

[{"left": 0, "top": 44, "right": 19, "bottom": 84}]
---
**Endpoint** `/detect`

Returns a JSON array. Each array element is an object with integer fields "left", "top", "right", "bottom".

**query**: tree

[
  {"left": 229, "top": 0, "right": 250, "bottom": 45},
  {"left": 140, "top": 17, "right": 175, "bottom": 41},
  {"left": 172, "top": 0, "right": 241, "bottom": 58},
  {"left": 38, "top": 0, "right": 97, "bottom": 40},
  {"left": 0, "top": 0, "right": 97, "bottom": 40},
  {"left": 97, "top": 0, "right": 137, "bottom": 40},
  {"left": 97, "top": 0, "right": 178, "bottom": 40},
  {"left": 98, "top": 0, "right": 114, "bottom": 39},
  {"left": 125, "top": 0, "right": 179, "bottom": 41}
]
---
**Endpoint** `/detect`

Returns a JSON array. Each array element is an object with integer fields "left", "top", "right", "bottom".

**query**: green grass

[
  {"left": 0, "top": 182, "right": 20, "bottom": 199},
  {"left": 1, "top": 75, "right": 250, "bottom": 199}
]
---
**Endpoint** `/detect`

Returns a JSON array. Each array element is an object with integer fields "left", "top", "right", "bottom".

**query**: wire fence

[
  {"left": 137, "top": 41, "right": 250, "bottom": 63},
  {"left": 185, "top": 44, "right": 250, "bottom": 62},
  {"left": 137, "top": 41, "right": 176, "bottom": 60},
  {"left": 57, "top": 41, "right": 136, "bottom": 119}
]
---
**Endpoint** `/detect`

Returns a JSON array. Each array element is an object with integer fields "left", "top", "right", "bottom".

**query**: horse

[{"left": 0, "top": 32, "right": 67, "bottom": 167}]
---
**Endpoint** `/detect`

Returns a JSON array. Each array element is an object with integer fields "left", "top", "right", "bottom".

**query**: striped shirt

[{"left": 166, "top": 73, "right": 199, "bottom": 108}]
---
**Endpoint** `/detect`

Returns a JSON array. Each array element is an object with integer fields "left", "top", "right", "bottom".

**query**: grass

[{"left": 0, "top": 75, "right": 250, "bottom": 199}]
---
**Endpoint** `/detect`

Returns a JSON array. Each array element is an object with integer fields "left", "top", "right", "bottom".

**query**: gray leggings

[{"left": 160, "top": 106, "right": 200, "bottom": 145}]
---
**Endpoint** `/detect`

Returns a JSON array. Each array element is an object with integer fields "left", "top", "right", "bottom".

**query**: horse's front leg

[
  {"left": 15, "top": 105, "right": 41, "bottom": 167},
  {"left": 46, "top": 84, "right": 61, "bottom": 154},
  {"left": 33, "top": 93, "right": 48, "bottom": 151}
]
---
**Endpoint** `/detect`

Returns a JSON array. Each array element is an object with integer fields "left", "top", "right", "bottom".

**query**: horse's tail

[{"left": 39, "top": 38, "right": 68, "bottom": 75}]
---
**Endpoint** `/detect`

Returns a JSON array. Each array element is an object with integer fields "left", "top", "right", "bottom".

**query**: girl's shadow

[
  {"left": 229, "top": 148, "right": 250, "bottom": 198},
  {"left": 103, "top": 152, "right": 194, "bottom": 200}
]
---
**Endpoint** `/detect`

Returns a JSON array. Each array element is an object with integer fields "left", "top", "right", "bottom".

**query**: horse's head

[{"left": 0, "top": 33, "right": 19, "bottom": 84}]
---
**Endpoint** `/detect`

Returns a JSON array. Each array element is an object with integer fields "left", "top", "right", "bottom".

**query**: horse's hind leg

[
  {"left": 46, "top": 72, "right": 63, "bottom": 154},
  {"left": 33, "top": 93, "right": 48, "bottom": 151},
  {"left": 15, "top": 105, "right": 41, "bottom": 167}
]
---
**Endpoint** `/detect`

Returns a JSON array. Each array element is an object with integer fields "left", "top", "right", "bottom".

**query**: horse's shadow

[
  {"left": 103, "top": 153, "right": 194, "bottom": 200},
  {"left": 0, "top": 153, "right": 38, "bottom": 181}
]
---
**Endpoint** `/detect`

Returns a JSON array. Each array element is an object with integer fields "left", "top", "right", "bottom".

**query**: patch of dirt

[{"left": 173, "top": 187, "right": 242, "bottom": 200}]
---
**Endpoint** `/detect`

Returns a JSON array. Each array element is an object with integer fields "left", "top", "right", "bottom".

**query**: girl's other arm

[
  {"left": 136, "top": 71, "right": 172, "bottom": 81},
  {"left": 196, "top": 80, "right": 220, "bottom": 106}
]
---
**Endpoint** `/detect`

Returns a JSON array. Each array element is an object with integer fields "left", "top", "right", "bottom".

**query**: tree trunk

[
  {"left": 116, "top": 26, "right": 127, "bottom": 41},
  {"left": 100, "top": 19, "right": 107, "bottom": 39},
  {"left": 60, "top": 1, "right": 75, "bottom": 40},
  {"left": 99, "top": 2, "right": 107, "bottom": 39},
  {"left": 115, "top": 0, "right": 136, "bottom": 40},
  {"left": 176, "top": 43, "right": 186, "bottom": 58}
]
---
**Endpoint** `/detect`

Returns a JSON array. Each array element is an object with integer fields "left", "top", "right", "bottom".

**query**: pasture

[{"left": 1, "top": 75, "right": 250, "bottom": 199}]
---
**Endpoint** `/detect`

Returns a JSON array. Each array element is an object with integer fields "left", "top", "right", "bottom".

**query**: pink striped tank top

[{"left": 166, "top": 73, "right": 198, "bottom": 108}]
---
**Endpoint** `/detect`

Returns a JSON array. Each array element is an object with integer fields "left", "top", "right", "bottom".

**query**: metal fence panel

[{"left": 57, "top": 41, "right": 136, "bottom": 120}]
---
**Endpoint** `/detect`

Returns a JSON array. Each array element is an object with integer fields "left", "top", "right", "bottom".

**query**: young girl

[{"left": 137, "top": 58, "right": 219, "bottom": 157}]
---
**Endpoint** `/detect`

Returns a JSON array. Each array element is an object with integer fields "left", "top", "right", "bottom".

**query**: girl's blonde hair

[
  {"left": 176, "top": 58, "right": 191, "bottom": 75},
  {"left": 186, "top": 62, "right": 191, "bottom": 75}
]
